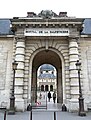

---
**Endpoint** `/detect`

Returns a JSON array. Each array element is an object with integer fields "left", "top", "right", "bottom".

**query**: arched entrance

[{"left": 30, "top": 49, "right": 64, "bottom": 104}]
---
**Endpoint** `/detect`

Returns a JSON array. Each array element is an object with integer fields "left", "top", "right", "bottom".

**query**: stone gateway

[{"left": 0, "top": 10, "right": 91, "bottom": 112}]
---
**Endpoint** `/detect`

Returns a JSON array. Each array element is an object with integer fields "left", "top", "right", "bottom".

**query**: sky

[{"left": 0, "top": 0, "right": 91, "bottom": 18}]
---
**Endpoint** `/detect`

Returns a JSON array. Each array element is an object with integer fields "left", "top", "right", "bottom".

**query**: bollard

[
  {"left": 62, "top": 104, "right": 67, "bottom": 111},
  {"left": 30, "top": 111, "right": 32, "bottom": 120},
  {"left": 54, "top": 112, "right": 56, "bottom": 120},
  {"left": 4, "top": 110, "right": 6, "bottom": 120}
]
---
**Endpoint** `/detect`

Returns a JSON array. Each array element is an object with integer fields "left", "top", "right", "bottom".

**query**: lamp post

[
  {"left": 75, "top": 60, "right": 86, "bottom": 116},
  {"left": 9, "top": 61, "right": 18, "bottom": 114}
]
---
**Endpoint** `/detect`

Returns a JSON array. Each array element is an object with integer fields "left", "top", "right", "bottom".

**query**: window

[
  {"left": 50, "top": 85, "right": 53, "bottom": 91},
  {"left": 45, "top": 85, "right": 49, "bottom": 91},
  {"left": 41, "top": 85, "right": 44, "bottom": 91}
]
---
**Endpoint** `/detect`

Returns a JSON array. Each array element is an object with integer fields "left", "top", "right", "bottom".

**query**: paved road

[
  {"left": 0, "top": 110, "right": 91, "bottom": 120},
  {"left": 0, "top": 103, "right": 91, "bottom": 120}
]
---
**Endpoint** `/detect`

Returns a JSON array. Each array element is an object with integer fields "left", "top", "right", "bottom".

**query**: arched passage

[{"left": 30, "top": 49, "right": 64, "bottom": 104}]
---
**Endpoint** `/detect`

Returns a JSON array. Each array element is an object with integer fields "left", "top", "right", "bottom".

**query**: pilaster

[
  {"left": 68, "top": 37, "right": 79, "bottom": 111},
  {"left": 14, "top": 37, "right": 25, "bottom": 111},
  {"left": 57, "top": 68, "right": 63, "bottom": 103}
]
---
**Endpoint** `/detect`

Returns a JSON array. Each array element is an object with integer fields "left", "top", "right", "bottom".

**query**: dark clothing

[
  {"left": 53, "top": 97, "right": 56, "bottom": 103},
  {"left": 53, "top": 92, "right": 56, "bottom": 103},
  {"left": 27, "top": 104, "right": 32, "bottom": 111},
  {"left": 48, "top": 92, "right": 51, "bottom": 102},
  {"left": 62, "top": 104, "right": 67, "bottom": 111}
]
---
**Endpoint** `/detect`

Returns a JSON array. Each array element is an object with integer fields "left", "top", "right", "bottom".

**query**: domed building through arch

[
  {"left": 37, "top": 64, "right": 57, "bottom": 102},
  {"left": 37, "top": 64, "right": 57, "bottom": 91}
]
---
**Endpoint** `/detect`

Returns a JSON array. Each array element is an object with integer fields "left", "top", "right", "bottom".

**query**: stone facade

[
  {"left": 0, "top": 11, "right": 91, "bottom": 112},
  {"left": 0, "top": 37, "right": 13, "bottom": 108}
]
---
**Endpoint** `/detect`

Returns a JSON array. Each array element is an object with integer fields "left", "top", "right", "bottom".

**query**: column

[
  {"left": 69, "top": 37, "right": 79, "bottom": 111},
  {"left": 31, "top": 67, "right": 37, "bottom": 103},
  {"left": 15, "top": 37, "right": 25, "bottom": 111},
  {"left": 57, "top": 68, "right": 63, "bottom": 103}
]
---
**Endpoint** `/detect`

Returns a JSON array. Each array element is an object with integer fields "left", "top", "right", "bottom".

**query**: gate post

[
  {"left": 30, "top": 107, "right": 32, "bottom": 120},
  {"left": 4, "top": 110, "right": 6, "bottom": 120},
  {"left": 54, "top": 112, "right": 56, "bottom": 120}
]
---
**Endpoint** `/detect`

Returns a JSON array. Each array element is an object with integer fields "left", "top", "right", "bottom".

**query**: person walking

[
  {"left": 53, "top": 91, "right": 56, "bottom": 103},
  {"left": 48, "top": 91, "right": 51, "bottom": 102}
]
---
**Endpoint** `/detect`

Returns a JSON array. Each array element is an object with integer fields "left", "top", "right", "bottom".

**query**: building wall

[
  {"left": 80, "top": 37, "right": 91, "bottom": 108},
  {"left": 0, "top": 13, "right": 91, "bottom": 112},
  {"left": 0, "top": 36, "right": 91, "bottom": 111},
  {"left": 0, "top": 37, "right": 13, "bottom": 108}
]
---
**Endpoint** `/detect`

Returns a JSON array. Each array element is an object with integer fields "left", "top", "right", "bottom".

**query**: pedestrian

[
  {"left": 39, "top": 93, "right": 42, "bottom": 99},
  {"left": 48, "top": 91, "right": 51, "bottom": 102},
  {"left": 53, "top": 91, "right": 56, "bottom": 103}
]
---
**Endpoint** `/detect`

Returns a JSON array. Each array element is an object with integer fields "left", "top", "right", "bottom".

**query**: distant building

[{"left": 37, "top": 64, "right": 56, "bottom": 92}]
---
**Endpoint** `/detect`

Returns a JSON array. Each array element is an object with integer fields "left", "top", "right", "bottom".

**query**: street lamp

[
  {"left": 9, "top": 61, "right": 18, "bottom": 114},
  {"left": 75, "top": 60, "right": 86, "bottom": 116}
]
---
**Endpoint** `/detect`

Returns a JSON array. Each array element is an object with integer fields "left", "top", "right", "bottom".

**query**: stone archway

[{"left": 31, "top": 49, "right": 64, "bottom": 104}]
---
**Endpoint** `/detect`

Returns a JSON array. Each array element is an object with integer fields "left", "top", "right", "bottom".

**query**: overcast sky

[{"left": 0, "top": 0, "right": 91, "bottom": 18}]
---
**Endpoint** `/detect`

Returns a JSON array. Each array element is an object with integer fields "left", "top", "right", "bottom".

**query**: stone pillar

[
  {"left": 57, "top": 68, "right": 63, "bottom": 103},
  {"left": 31, "top": 67, "right": 37, "bottom": 103},
  {"left": 68, "top": 37, "right": 79, "bottom": 111},
  {"left": 44, "top": 85, "right": 45, "bottom": 91},
  {"left": 15, "top": 37, "right": 25, "bottom": 111}
]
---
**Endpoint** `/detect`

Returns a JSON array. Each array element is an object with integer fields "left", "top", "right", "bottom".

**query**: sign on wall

[{"left": 24, "top": 28, "right": 69, "bottom": 36}]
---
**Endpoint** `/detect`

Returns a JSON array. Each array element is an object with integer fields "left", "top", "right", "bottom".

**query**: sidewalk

[{"left": 0, "top": 111, "right": 91, "bottom": 120}]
